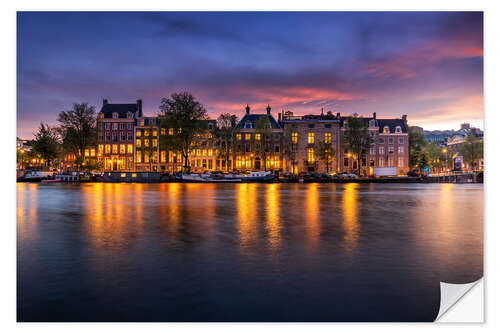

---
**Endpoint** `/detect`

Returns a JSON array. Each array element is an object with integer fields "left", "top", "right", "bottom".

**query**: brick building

[{"left": 97, "top": 99, "right": 141, "bottom": 171}]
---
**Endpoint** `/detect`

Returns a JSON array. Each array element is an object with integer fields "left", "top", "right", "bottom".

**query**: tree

[
  {"left": 255, "top": 116, "right": 273, "bottom": 171},
  {"left": 159, "top": 92, "right": 208, "bottom": 172},
  {"left": 408, "top": 127, "right": 427, "bottom": 169},
  {"left": 458, "top": 135, "right": 483, "bottom": 171},
  {"left": 142, "top": 124, "right": 159, "bottom": 171},
  {"left": 57, "top": 103, "right": 97, "bottom": 170},
  {"left": 343, "top": 115, "right": 372, "bottom": 176},
  {"left": 283, "top": 124, "right": 298, "bottom": 174},
  {"left": 31, "top": 123, "right": 60, "bottom": 168},
  {"left": 316, "top": 140, "right": 335, "bottom": 173},
  {"left": 215, "top": 113, "right": 238, "bottom": 171}
]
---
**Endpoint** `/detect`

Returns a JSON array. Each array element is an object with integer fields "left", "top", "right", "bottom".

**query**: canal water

[{"left": 17, "top": 183, "right": 483, "bottom": 322}]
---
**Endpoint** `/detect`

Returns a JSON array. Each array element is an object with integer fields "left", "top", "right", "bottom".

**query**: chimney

[
  {"left": 245, "top": 104, "right": 250, "bottom": 114},
  {"left": 373, "top": 112, "right": 376, "bottom": 119},
  {"left": 137, "top": 99, "right": 143, "bottom": 117},
  {"left": 103, "top": 99, "right": 108, "bottom": 106},
  {"left": 278, "top": 113, "right": 282, "bottom": 122},
  {"left": 336, "top": 112, "right": 340, "bottom": 118},
  {"left": 402, "top": 114, "right": 407, "bottom": 123},
  {"left": 266, "top": 104, "right": 271, "bottom": 115}
]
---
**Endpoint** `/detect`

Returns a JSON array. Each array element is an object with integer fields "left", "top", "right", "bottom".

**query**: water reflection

[
  {"left": 305, "top": 183, "right": 320, "bottom": 246},
  {"left": 265, "top": 184, "right": 281, "bottom": 251},
  {"left": 237, "top": 183, "right": 258, "bottom": 250},
  {"left": 342, "top": 183, "right": 360, "bottom": 251},
  {"left": 17, "top": 183, "right": 39, "bottom": 243}
]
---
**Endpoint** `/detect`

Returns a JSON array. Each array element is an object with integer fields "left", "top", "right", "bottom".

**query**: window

[
  {"left": 202, "top": 149, "right": 207, "bottom": 156},
  {"left": 388, "top": 138, "right": 394, "bottom": 144},
  {"left": 161, "top": 150, "right": 166, "bottom": 163},
  {"left": 325, "top": 133, "right": 332, "bottom": 144},
  {"left": 144, "top": 152, "right": 149, "bottom": 163},
  {"left": 245, "top": 133, "right": 251, "bottom": 141},
  {"left": 112, "top": 112, "right": 118, "bottom": 119},
  {"left": 308, "top": 124, "right": 315, "bottom": 129},
  {"left": 120, "top": 132, "right": 126, "bottom": 141},
  {"left": 112, "top": 123, "right": 118, "bottom": 130},
  {"left": 378, "top": 138, "right": 385, "bottom": 144},
  {"left": 136, "top": 130, "right": 142, "bottom": 137},
  {"left": 208, "top": 159, "right": 213, "bottom": 170},
  {"left": 105, "top": 144, "right": 111, "bottom": 154},
  {"left": 127, "top": 144, "right": 133, "bottom": 154},
  {"left": 127, "top": 112, "right": 133, "bottom": 119},
  {"left": 379, "top": 157, "right": 384, "bottom": 166},
  {"left": 84, "top": 149, "right": 90, "bottom": 157},
  {"left": 275, "top": 145, "right": 280, "bottom": 153},
  {"left": 145, "top": 129, "right": 150, "bottom": 137},
  {"left": 255, "top": 133, "right": 261, "bottom": 141},
  {"left": 196, "top": 149, "right": 201, "bottom": 156},
  {"left": 120, "top": 144, "right": 126, "bottom": 154},
  {"left": 398, "top": 138, "right": 405, "bottom": 144},
  {"left": 128, "top": 123, "right": 133, "bottom": 130},
  {"left": 308, "top": 132, "right": 314, "bottom": 144},
  {"left": 120, "top": 123, "right": 125, "bottom": 130},
  {"left": 202, "top": 159, "right": 207, "bottom": 168},
  {"left": 236, "top": 133, "right": 242, "bottom": 140},
  {"left": 292, "top": 132, "right": 298, "bottom": 144},
  {"left": 98, "top": 144, "right": 104, "bottom": 154},
  {"left": 379, "top": 146, "right": 385, "bottom": 154},
  {"left": 112, "top": 144, "right": 118, "bottom": 154},
  {"left": 388, "top": 157, "right": 394, "bottom": 167},
  {"left": 144, "top": 139, "right": 149, "bottom": 147},
  {"left": 274, "top": 134, "right": 280, "bottom": 141},
  {"left": 388, "top": 146, "right": 394, "bottom": 154},
  {"left": 98, "top": 133, "right": 104, "bottom": 141},
  {"left": 136, "top": 139, "right": 141, "bottom": 148},
  {"left": 128, "top": 133, "right": 133, "bottom": 141},
  {"left": 136, "top": 151, "right": 142, "bottom": 163},
  {"left": 396, "top": 126, "right": 402, "bottom": 133},
  {"left": 90, "top": 148, "right": 95, "bottom": 157},
  {"left": 369, "top": 147, "right": 375, "bottom": 155},
  {"left": 307, "top": 148, "right": 315, "bottom": 163},
  {"left": 105, "top": 123, "right": 111, "bottom": 130},
  {"left": 168, "top": 128, "right": 174, "bottom": 135},
  {"left": 152, "top": 139, "right": 157, "bottom": 147},
  {"left": 208, "top": 149, "right": 213, "bottom": 157},
  {"left": 344, "top": 158, "right": 349, "bottom": 167},
  {"left": 398, "top": 157, "right": 404, "bottom": 167},
  {"left": 325, "top": 124, "right": 331, "bottom": 129},
  {"left": 112, "top": 133, "right": 118, "bottom": 142},
  {"left": 153, "top": 129, "right": 157, "bottom": 137},
  {"left": 383, "top": 126, "right": 389, "bottom": 133},
  {"left": 398, "top": 146, "right": 404, "bottom": 154},
  {"left": 161, "top": 128, "right": 166, "bottom": 135}
]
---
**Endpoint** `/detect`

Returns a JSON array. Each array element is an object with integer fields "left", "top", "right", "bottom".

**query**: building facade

[{"left": 97, "top": 99, "right": 142, "bottom": 171}]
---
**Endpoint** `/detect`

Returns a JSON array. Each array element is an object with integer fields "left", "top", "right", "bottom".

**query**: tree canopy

[{"left": 31, "top": 123, "right": 60, "bottom": 167}]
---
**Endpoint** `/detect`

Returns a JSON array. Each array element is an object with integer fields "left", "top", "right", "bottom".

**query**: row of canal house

[{"left": 90, "top": 99, "right": 409, "bottom": 175}]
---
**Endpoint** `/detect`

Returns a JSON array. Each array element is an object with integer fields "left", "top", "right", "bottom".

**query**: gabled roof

[
  {"left": 236, "top": 114, "right": 281, "bottom": 129},
  {"left": 100, "top": 104, "right": 138, "bottom": 119}
]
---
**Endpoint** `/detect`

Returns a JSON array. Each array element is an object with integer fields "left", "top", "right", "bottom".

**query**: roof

[
  {"left": 340, "top": 117, "right": 408, "bottom": 133},
  {"left": 100, "top": 104, "right": 139, "bottom": 119},
  {"left": 236, "top": 114, "right": 281, "bottom": 129}
]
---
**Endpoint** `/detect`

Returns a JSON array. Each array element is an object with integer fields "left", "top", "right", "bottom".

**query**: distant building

[{"left": 423, "top": 122, "right": 483, "bottom": 147}]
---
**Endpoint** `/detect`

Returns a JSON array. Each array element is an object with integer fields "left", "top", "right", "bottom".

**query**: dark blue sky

[{"left": 17, "top": 12, "right": 483, "bottom": 138}]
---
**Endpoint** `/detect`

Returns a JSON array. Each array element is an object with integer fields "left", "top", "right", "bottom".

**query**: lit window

[
  {"left": 120, "top": 144, "right": 126, "bottom": 154},
  {"left": 379, "top": 146, "right": 385, "bottom": 154},
  {"left": 127, "top": 144, "right": 133, "bottom": 154},
  {"left": 136, "top": 139, "right": 141, "bottom": 147},
  {"left": 98, "top": 145, "right": 104, "bottom": 154},
  {"left": 161, "top": 150, "right": 166, "bottom": 163},
  {"left": 398, "top": 157, "right": 404, "bottom": 167},
  {"left": 325, "top": 133, "right": 332, "bottom": 144},
  {"left": 105, "top": 144, "right": 111, "bottom": 154},
  {"left": 196, "top": 149, "right": 201, "bottom": 156},
  {"left": 152, "top": 139, "right": 158, "bottom": 147},
  {"left": 153, "top": 129, "right": 158, "bottom": 137},
  {"left": 202, "top": 149, "right": 207, "bottom": 156},
  {"left": 388, "top": 157, "right": 394, "bottom": 167},
  {"left": 308, "top": 148, "right": 315, "bottom": 163},
  {"left": 292, "top": 132, "right": 298, "bottom": 144},
  {"left": 208, "top": 149, "right": 213, "bottom": 157},
  {"left": 112, "top": 144, "right": 118, "bottom": 154},
  {"left": 136, "top": 130, "right": 141, "bottom": 137},
  {"left": 144, "top": 152, "right": 149, "bottom": 163},
  {"left": 255, "top": 133, "right": 261, "bottom": 141},
  {"left": 161, "top": 128, "right": 166, "bottom": 135},
  {"left": 168, "top": 128, "right": 174, "bottom": 135},
  {"left": 398, "top": 146, "right": 404, "bottom": 153},
  {"left": 84, "top": 149, "right": 90, "bottom": 157},
  {"left": 136, "top": 151, "right": 142, "bottom": 163},
  {"left": 144, "top": 139, "right": 149, "bottom": 147},
  {"left": 132, "top": 173, "right": 137, "bottom": 178},
  {"left": 383, "top": 126, "right": 389, "bottom": 133},
  {"left": 121, "top": 173, "right": 126, "bottom": 178},
  {"left": 379, "top": 157, "right": 384, "bottom": 166},
  {"left": 145, "top": 130, "right": 150, "bottom": 137},
  {"left": 308, "top": 132, "right": 314, "bottom": 144},
  {"left": 236, "top": 133, "right": 242, "bottom": 140},
  {"left": 245, "top": 133, "right": 251, "bottom": 140}
]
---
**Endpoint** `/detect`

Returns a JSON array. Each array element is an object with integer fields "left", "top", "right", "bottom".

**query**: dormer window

[
  {"left": 98, "top": 113, "right": 104, "bottom": 119},
  {"left": 245, "top": 121, "right": 252, "bottom": 129},
  {"left": 383, "top": 126, "right": 390, "bottom": 133},
  {"left": 112, "top": 112, "right": 118, "bottom": 119},
  {"left": 369, "top": 119, "right": 375, "bottom": 127},
  {"left": 127, "top": 112, "right": 133, "bottom": 119},
  {"left": 395, "top": 126, "right": 402, "bottom": 133}
]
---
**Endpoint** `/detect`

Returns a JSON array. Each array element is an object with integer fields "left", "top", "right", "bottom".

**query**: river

[{"left": 17, "top": 183, "right": 483, "bottom": 321}]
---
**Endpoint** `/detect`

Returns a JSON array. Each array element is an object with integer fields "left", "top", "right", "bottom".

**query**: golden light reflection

[
  {"left": 342, "top": 183, "right": 360, "bottom": 251},
  {"left": 266, "top": 183, "right": 281, "bottom": 250},
  {"left": 17, "top": 183, "right": 39, "bottom": 242},
  {"left": 165, "top": 182, "right": 181, "bottom": 237},
  {"left": 237, "top": 183, "right": 258, "bottom": 250},
  {"left": 305, "top": 183, "right": 320, "bottom": 245}
]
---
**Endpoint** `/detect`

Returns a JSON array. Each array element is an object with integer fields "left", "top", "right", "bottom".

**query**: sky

[{"left": 17, "top": 11, "right": 483, "bottom": 138}]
